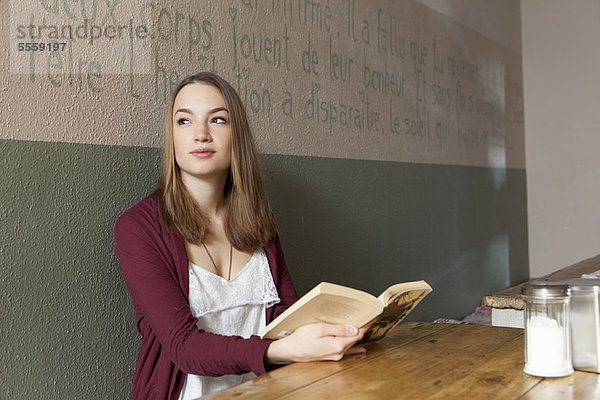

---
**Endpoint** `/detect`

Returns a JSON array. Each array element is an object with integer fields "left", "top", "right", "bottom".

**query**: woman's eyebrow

[
  {"left": 174, "top": 107, "right": 229, "bottom": 115},
  {"left": 174, "top": 107, "right": 193, "bottom": 115},
  {"left": 208, "top": 106, "right": 228, "bottom": 115}
]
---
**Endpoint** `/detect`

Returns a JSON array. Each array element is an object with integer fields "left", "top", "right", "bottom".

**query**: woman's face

[{"left": 172, "top": 82, "right": 233, "bottom": 184}]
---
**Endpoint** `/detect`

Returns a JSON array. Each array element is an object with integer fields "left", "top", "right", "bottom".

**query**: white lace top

[{"left": 178, "top": 248, "right": 280, "bottom": 399}]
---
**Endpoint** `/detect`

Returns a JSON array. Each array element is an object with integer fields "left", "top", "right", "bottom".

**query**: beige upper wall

[
  {"left": 3, "top": 0, "right": 524, "bottom": 168},
  {"left": 521, "top": 0, "right": 600, "bottom": 277},
  {"left": 417, "top": 0, "right": 522, "bottom": 54}
]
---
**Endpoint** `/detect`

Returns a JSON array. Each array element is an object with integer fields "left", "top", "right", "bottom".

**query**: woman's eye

[
  {"left": 177, "top": 118, "right": 190, "bottom": 125},
  {"left": 212, "top": 116, "right": 227, "bottom": 124}
]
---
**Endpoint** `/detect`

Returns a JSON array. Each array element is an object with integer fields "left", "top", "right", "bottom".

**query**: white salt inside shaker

[{"left": 522, "top": 282, "right": 573, "bottom": 377}]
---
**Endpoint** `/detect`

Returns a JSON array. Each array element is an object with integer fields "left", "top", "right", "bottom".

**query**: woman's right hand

[{"left": 264, "top": 321, "right": 372, "bottom": 364}]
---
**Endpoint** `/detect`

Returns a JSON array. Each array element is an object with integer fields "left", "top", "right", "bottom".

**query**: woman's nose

[{"left": 194, "top": 125, "right": 212, "bottom": 142}]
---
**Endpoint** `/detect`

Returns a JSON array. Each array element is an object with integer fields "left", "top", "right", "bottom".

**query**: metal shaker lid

[
  {"left": 564, "top": 278, "right": 600, "bottom": 293},
  {"left": 521, "top": 281, "right": 571, "bottom": 298}
]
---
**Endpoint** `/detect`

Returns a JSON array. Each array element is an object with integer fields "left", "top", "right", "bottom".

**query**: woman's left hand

[{"left": 264, "top": 318, "right": 376, "bottom": 364}]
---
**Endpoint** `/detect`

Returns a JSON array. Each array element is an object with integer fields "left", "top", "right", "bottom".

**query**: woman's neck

[{"left": 181, "top": 172, "right": 228, "bottom": 219}]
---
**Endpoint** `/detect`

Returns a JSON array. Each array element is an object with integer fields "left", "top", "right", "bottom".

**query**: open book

[{"left": 261, "top": 280, "right": 432, "bottom": 342}]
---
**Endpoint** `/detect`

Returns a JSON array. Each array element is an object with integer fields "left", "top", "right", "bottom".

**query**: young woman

[{"left": 114, "top": 72, "right": 370, "bottom": 400}]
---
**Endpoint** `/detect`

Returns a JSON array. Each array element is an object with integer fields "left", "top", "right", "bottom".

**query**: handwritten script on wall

[{"left": 6, "top": 0, "right": 524, "bottom": 168}]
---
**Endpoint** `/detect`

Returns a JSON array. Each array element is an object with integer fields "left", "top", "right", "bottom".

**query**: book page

[
  {"left": 314, "top": 300, "right": 362, "bottom": 321},
  {"left": 379, "top": 280, "right": 432, "bottom": 305},
  {"left": 262, "top": 292, "right": 383, "bottom": 339},
  {"left": 361, "top": 287, "right": 431, "bottom": 343},
  {"left": 261, "top": 281, "right": 430, "bottom": 340}
]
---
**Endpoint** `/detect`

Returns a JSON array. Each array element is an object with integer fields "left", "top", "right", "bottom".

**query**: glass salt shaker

[
  {"left": 521, "top": 282, "right": 573, "bottom": 377},
  {"left": 567, "top": 279, "right": 600, "bottom": 372}
]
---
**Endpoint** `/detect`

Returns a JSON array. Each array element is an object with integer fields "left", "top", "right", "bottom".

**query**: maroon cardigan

[{"left": 114, "top": 196, "right": 298, "bottom": 400}]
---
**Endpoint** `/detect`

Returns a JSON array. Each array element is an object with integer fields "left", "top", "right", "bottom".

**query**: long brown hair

[{"left": 155, "top": 72, "right": 278, "bottom": 252}]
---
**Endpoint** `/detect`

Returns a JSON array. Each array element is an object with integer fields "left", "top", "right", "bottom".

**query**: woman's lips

[{"left": 190, "top": 148, "right": 215, "bottom": 158}]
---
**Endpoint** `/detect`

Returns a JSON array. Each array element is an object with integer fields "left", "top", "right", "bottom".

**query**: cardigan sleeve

[
  {"left": 114, "top": 211, "right": 274, "bottom": 377},
  {"left": 268, "top": 235, "right": 298, "bottom": 320}
]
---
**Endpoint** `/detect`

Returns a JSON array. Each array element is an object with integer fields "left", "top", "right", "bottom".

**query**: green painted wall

[
  {"left": 263, "top": 154, "right": 528, "bottom": 319},
  {"left": 1, "top": 138, "right": 528, "bottom": 398},
  {"left": 1, "top": 139, "right": 155, "bottom": 399}
]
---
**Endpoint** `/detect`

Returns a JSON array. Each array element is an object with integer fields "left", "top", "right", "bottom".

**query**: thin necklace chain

[{"left": 201, "top": 241, "right": 233, "bottom": 281}]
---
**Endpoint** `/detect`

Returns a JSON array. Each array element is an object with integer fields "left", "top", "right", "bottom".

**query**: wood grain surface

[
  {"left": 483, "top": 254, "right": 600, "bottom": 310},
  {"left": 200, "top": 322, "right": 600, "bottom": 399}
]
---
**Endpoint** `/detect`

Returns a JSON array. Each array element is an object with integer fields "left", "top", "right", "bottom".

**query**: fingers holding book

[{"left": 264, "top": 320, "right": 374, "bottom": 364}]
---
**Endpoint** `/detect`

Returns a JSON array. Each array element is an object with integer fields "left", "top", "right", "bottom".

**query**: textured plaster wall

[
  {"left": 4, "top": 0, "right": 524, "bottom": 168},
  {"left": 0, "top": 141, "right": 159, "bottom": 398},
  {"left": 265, "top": 154, "right": 529, "bottom": 313},
  {"left": 1, "top": 0, "right": 527, "bottom": 398}
]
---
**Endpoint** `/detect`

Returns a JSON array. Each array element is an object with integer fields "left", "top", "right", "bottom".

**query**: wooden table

[{"left": 202, "top": 322, "right": 600, "bottom": 399}]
